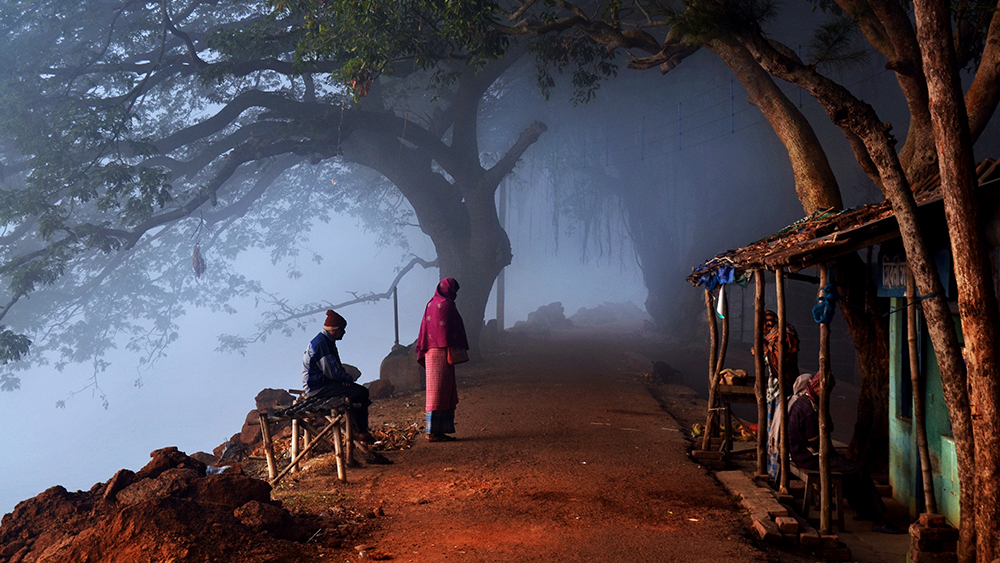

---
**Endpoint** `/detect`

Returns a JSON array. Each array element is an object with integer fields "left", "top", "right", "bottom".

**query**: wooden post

[
  {"left": 776, "top": 268, "right": 791, "bottom": 493},
  {"left": 818, "top": 264, "right": 833, "bottom": 534},
  {"left": 754, "top": 269, "right": 768, "bottom": 477},
  {"left": 303, "top": 424, "right": 312, "bottom": 464},
  {"left": 908, "top": 270, "right": 938, "bottom": 514},
  {"left": 344, "top": 405, "right": 355, "bottom": 465},
  {"left": 290, "top": 419, "right": 299, "bottom": 473},
  {"left": 702, "top": 288, "right": 720, "bottom": 452},
  {"left": 332, "top": 416, "right": 346, "bottom": 483},
  {"left": 717, "top": 288, "right": 731, "bottom": 455},
  {"left": 258, "top": 413, "right": 277, "bottom": 481},
  {"left": 393, "top": 286, "right": 399, "bottom": 346},
  {"left": 715, "top": 286, "right": 730, "bottom": 377},
  {"left": 497, "top": 179, "right": 507, "bottom": 331}
]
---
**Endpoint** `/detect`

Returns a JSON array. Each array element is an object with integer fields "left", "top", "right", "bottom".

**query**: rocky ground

[{"left": 1, "top": 312, "right": 812, "bottom": 563}]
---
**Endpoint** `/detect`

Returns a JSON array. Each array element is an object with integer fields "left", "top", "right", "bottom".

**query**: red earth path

[{"left": 284, "top": 327, "right": 790, "bottom": 563}]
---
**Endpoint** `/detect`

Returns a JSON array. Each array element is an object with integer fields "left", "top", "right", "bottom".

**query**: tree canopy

[{"left": 0, "top": 0, "right": 549, "bottom": 393}]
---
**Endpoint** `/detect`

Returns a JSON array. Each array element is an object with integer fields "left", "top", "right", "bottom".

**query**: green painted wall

[{"left": 887, "top": 297, "right": 960, "bottom": 526}]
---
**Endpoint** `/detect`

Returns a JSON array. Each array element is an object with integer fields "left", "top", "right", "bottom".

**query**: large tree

[{"left": 0, "top": 0, "right": 547, "bottom": 390}]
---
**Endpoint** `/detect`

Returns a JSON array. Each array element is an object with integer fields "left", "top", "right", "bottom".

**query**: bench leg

[
  {"left": 802, "top": 474, "right": 815, "bottom": 520},
  {"left": 332, "top": 417, "right": 346, "bottom": 483},
  {"left": 835, "top": 478, "right": 845, "bottom": 532},
  {"left": 290, "top": 419, "right": 299, "bottom": 474},
  {"left": 259, "top": 413, "right": 277, "bottom": 481}
]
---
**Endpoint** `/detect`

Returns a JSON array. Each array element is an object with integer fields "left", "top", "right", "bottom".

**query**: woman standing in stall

[{"left": 416, "top": 277, "right": 469, "bottom": 442}]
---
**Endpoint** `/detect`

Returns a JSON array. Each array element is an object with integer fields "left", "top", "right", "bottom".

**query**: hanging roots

[{"left": 192, "top": 244, "right": 207, "bottom": 278}]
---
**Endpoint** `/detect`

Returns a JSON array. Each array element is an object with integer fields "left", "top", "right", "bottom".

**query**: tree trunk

[
  {"left": 914, "top": 2, "right": 1000, "bottom": 560},
  {"left": 707, "top": 39, "right": 842, "bottom": 212},
  {"left": 834, "top": 254, "right": 891, "bottom": 471}
]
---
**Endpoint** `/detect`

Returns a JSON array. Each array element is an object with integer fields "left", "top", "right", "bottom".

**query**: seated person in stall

[
  {"left": 302, "top": 309, "right": 391, "bottom": 464},
  {"left": 787, "top": 373, "right": 900, "bottom": 533}
]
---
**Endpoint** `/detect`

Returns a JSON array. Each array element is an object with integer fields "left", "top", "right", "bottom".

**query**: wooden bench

[
  {"left": 258, "top": 393, "right": 359, "bottom": 487},
  {"left": 789, "top": 464, "right": 845, "bottom": 532}
]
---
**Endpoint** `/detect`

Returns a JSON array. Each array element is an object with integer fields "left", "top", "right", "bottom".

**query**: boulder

[
  {"left": 233, "top": 500, "right": 305, "bottom": 540},
  {"left": 379, "top": 344, "right": 424, "bottom": 393},
  {"left": 512, "top": 302, "right": 572, "bottom": 331},
  {"left": 367, "top": 379, "right": 395, "bottom": 400},
  {"left": 254, "top": 388, "right": 295, "bottom": 414}
]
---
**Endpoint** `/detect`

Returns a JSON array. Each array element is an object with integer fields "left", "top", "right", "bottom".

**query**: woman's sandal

[{"left": 426, "top": 433, "right": 458, "bottom": 442}]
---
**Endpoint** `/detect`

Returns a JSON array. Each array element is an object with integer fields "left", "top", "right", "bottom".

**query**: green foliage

[
  {"left": 270, "top": 0, "right": 509, "bottom": 97},
  {"left": 806, "top": 15, "right": 869, "bottom": 73},
  {"left": 529, "top": 34, "right": 619, "bottom": 105}
]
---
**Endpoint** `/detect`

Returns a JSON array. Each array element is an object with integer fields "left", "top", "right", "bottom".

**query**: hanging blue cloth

[
  {"left": 813, "top": 283, "right": 837, "bottom": 324},
  {"left": 694, "top": 264, "right": 736, "bottom": 290}
]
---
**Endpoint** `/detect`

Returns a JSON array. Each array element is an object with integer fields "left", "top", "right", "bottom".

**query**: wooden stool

[
  {"left": 795, "top": 467, "right": 846, "bottom": 532},
  {"left": 259, "top": 394, "right": 356, "bottom": 487}
]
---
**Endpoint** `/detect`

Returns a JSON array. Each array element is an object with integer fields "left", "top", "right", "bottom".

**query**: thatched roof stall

[{"left": 686, "top": 159, "right": 1000, "bottom": 534}]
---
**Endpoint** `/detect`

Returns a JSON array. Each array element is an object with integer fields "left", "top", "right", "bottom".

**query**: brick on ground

[
  {"left": 790, "top": 513, "right": 820, "bottom": 547},
  {"left": 753, "top": 517, "right": 783, "bottom": 544},
  {"left": 918, "top": 513, "right": 947, "bottom": 528},
  {"left": 775, "top": 516, "right": 799, "bottom": 534},
  {"left": 819, "top": 534, "right": 840, "bottom": 549},
  {"left": 910, "top": 523, "right": 959, "bottom": 542}
]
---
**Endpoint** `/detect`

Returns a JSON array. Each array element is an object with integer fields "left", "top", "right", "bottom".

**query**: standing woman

[{"left": 416, "top": 277, "right": 469, "bottom": 442}]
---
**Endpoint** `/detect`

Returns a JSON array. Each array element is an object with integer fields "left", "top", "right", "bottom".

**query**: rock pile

[{"left": 0, "top": 447, "right": 325, "bottom": 563}]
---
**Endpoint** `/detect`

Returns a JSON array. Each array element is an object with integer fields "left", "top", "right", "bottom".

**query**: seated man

[
  {"left": 787, "top": 373, "right": 898, "bottom": 533},
  {"left": 302, "top": 309, "right": 390, "bottom": 464}
]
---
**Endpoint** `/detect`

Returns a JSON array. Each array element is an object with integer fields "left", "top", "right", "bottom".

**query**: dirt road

[{"left": 285, "top": 329, "right": 781, "bottom": 563}]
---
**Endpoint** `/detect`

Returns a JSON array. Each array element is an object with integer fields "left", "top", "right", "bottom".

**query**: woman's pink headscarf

[{"left": 415, "top": 278, "right": 469, "bottom": 365}]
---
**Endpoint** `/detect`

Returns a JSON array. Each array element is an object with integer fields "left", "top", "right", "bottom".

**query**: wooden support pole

[
  {"left": 819, "top": 264, "right": 833, "bottom": 534},
  {"left": 718, "top": 289, "right": 731, "bottom": 455},
  {"left": 754, "top": 269, "right": 768, "bottom": 477},
  {"left": 498, "top": 179, "right": 507, "bottom": 332},
  {"left": 715, "top": 287, "right": 730, "bottom": 377},
  {"left": 290, "top": 419, "right": 299, "bottom": 474},
  {"left": 393, "top": 286, "right": 400, "bottom": 346},
  {"left": 259, "top": 413, "right": 277, "bottom": 481},
  {"left": 909, "top": 270, "right": 938, "bottom": 514},
  {"left": 332, "top": 418, "right": 346, "bottom": 482},
  {"left": 344, "top": 406, "right": 355, "bottom": 463},
  {"left": 776, "top": 269, "right": 791, "bottom": 493},
  {"left": 702, "top": 288, "right": 720, "bottom": 452}
]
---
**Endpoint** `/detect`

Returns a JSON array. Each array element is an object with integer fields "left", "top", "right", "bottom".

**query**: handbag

[{"left": 447, "top": 347, "right": 469, "bottom": 365}]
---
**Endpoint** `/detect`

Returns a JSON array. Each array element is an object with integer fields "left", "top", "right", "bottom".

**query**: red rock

[{"left": 367, "top": 378, "right": 395, "bottom": 400}]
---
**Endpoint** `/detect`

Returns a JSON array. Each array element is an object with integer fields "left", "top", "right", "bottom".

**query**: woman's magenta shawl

[{"left": 415, "top": 278, "right": 469, "bottom": 365}]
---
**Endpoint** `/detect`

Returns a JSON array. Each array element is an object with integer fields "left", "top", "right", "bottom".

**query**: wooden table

[{"left": 716, "top": 384, "right": 758, "bottom": 456}]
